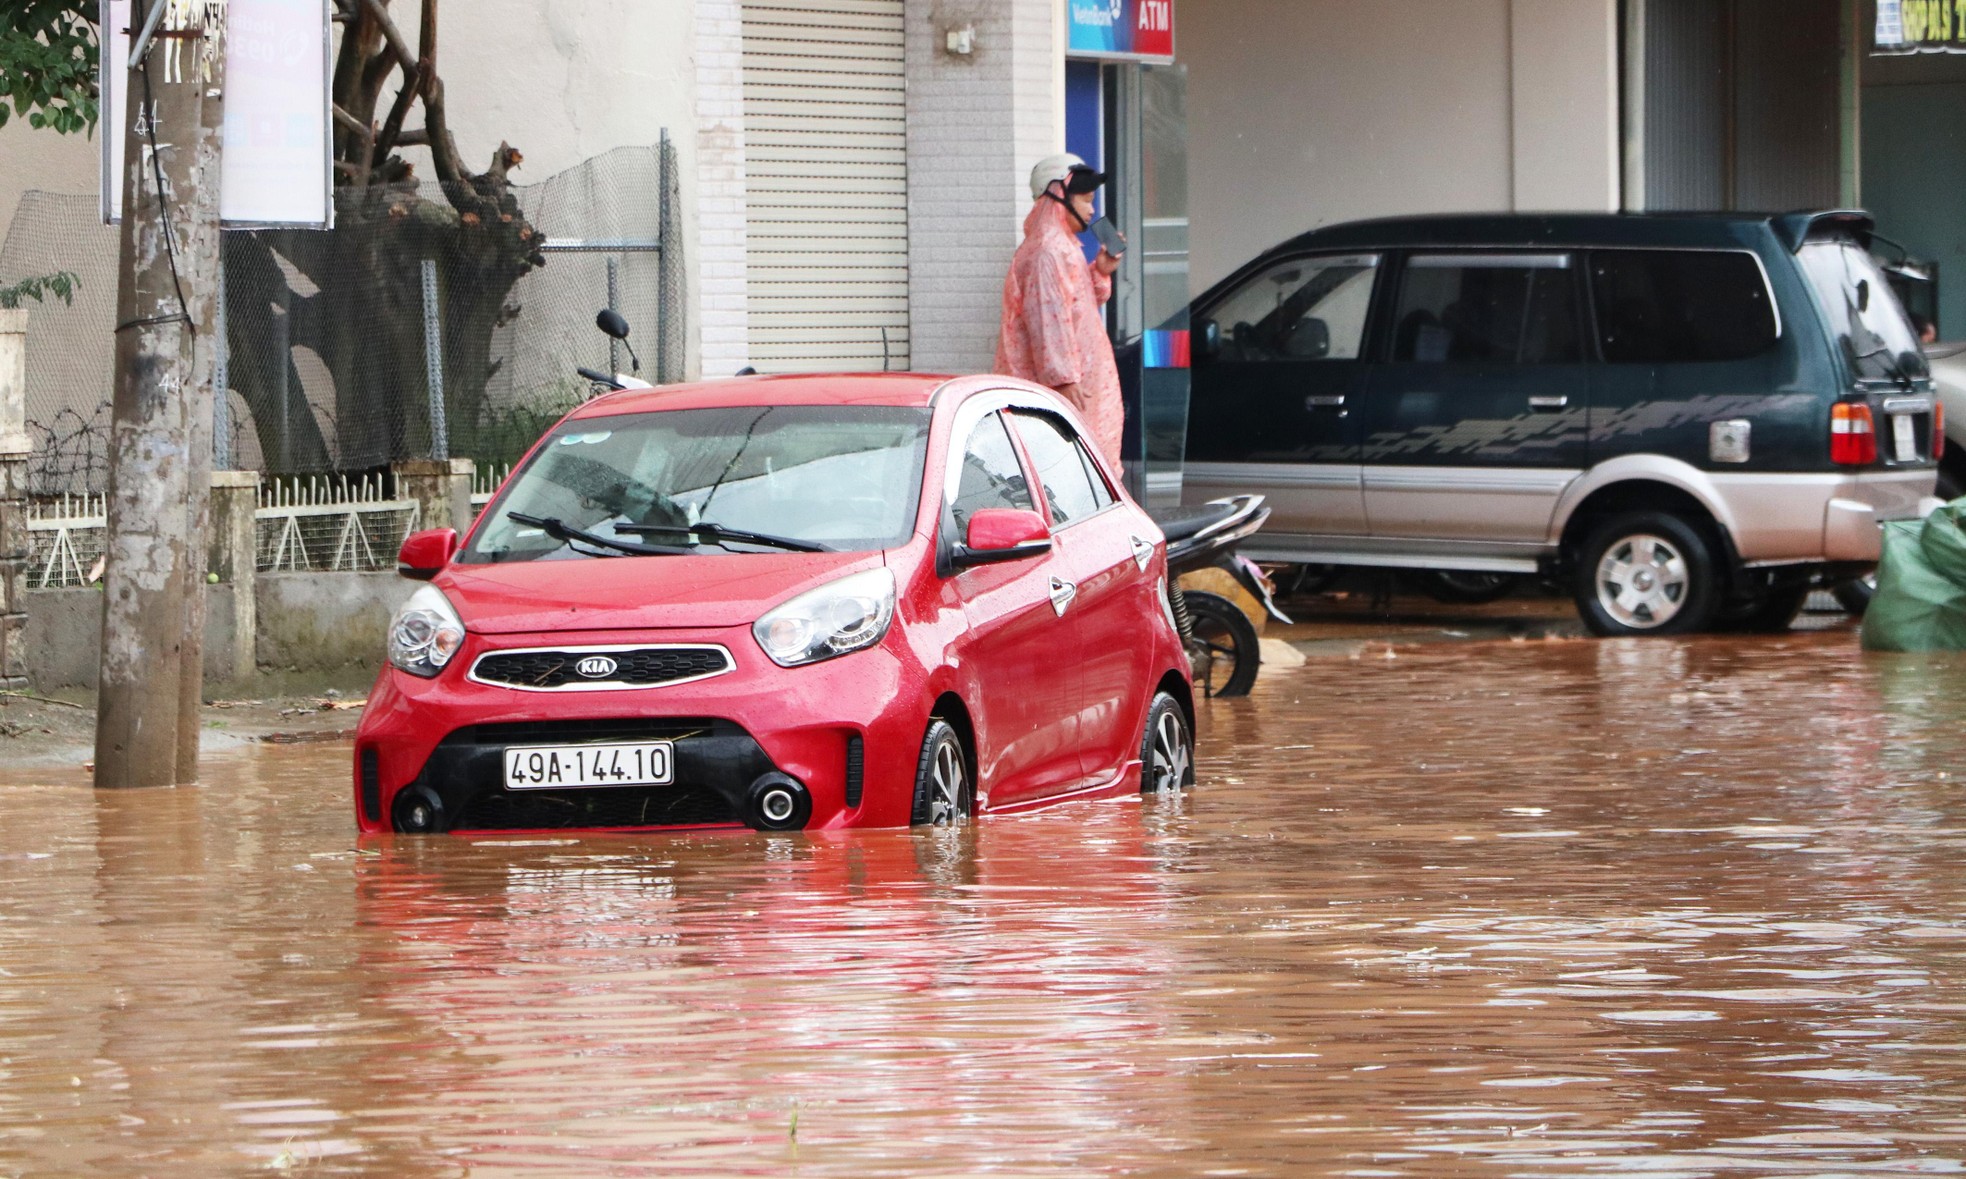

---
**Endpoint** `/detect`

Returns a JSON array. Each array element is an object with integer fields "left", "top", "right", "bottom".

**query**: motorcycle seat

[{"left": 1147, "top": 502, "right": 1240, "bottom": 545}]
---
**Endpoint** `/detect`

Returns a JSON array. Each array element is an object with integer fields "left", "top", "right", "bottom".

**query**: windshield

[
  {"left": 1798, "top": 240, "right": 1929, "bottom": 382},
  {"left": 463, "top": 405, "right": 931, "bottom": 563}
]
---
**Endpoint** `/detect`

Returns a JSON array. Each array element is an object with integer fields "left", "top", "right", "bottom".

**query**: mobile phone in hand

[{"left": 1090, "top": 216, "right": 1126, "bottom": 257}]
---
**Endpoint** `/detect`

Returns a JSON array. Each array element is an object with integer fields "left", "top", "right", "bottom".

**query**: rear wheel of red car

[
  {"left": 1139, "top": 692, "right": 1193, "bottom": 794},
  {"left": 909, "top": 719, "right": 971, "bottom": 827}
]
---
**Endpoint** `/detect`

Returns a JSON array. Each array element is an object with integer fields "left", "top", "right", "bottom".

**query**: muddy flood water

[{"left": 4, "top": 631, "right": 1966, "bottom": 1175}]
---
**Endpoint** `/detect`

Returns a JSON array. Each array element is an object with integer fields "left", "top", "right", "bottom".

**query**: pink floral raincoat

[{"left": 993, "top": 198, "right": 1124, "bottom": 467}]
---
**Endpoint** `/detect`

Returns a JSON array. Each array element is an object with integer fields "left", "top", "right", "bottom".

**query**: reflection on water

[{"left": 3, "top": 632, "right": 1966, "bottom": 1174}]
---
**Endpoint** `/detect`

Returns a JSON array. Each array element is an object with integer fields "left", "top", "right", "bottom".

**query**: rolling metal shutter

[{"left": 742, "top": 0, "right": 909, "bottom": 373}]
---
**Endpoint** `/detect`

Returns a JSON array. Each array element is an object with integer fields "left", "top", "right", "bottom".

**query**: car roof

[
  {"left": 1264, "top": 211, "right": 1806, "bottom": 255},
  {"left": 571, "top": 372, "right": 959, "bottom": 418}
]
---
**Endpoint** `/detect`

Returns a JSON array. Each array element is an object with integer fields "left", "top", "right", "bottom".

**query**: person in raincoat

[{"left": 995, "top": 153, "right": 1125, "bottom": 467}]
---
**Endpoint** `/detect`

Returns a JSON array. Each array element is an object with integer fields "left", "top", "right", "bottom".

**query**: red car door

[
  {"left": 947, "top": 411, "right": 1085, "bottom": 806},
  {"left": 1006, "top": 411, "right": 1156, "bottom": 784}
]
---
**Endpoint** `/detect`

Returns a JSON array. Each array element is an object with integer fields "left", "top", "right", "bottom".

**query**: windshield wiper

[
  {"left": 507, "top": 512, "right": 691, "bottom": 557},
  {"left": 614, "top": 520, "right": 831, "bottom": 553}
]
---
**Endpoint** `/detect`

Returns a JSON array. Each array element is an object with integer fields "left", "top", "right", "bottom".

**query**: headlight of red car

[
  {"left": 754, "top": 567, "right": 896, "bottom": 667},
  {"left": 387, "top": 584, "right": 467, "bottom": 678}
]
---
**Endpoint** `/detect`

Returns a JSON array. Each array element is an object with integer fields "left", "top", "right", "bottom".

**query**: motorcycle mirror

[{"left": 596, "top": 309, "right": 631, "bottom": 339}]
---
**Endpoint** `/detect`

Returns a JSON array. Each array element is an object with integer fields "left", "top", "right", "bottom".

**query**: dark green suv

[{"left": 1182, "top": 211, "right": 1942, "bottom": 636}]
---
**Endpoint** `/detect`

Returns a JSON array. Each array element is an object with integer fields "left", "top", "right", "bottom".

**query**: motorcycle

[{"left": 1149, "top": 495, "right": 1287, "bottom": 698}]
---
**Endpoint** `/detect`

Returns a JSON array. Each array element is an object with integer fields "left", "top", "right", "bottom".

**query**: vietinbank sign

[{"left": 1068, "top": 0, "right": 1175, "bottom": 62}]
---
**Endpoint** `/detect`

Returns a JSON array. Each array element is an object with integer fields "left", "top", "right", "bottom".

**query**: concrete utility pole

[{"left": 96, "top": 0, "right": 226, "bottom": 789}]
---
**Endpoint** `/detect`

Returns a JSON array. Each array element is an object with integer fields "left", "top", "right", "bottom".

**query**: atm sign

[{"left": 1068, "top": 0, "right": 1176, "bottom": 62}]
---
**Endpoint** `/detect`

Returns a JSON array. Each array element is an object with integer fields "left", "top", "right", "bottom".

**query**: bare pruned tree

[{"left": 225, "top": 0, "right": 545, "bottom": 471}]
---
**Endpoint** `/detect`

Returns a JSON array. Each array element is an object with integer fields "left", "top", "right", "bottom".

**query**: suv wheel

[{"left": 1574, "top": 511, "right": 1722, "bottom": 637}]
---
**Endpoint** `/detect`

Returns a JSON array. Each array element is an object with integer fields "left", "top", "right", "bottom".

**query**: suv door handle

[
  {"left": 1528, "top": 395, "right": 1568, "bottom": 411},
  {"left": 1048, "top": 575, "right": 1077, "bottom": 617},
  {"left": 1305, "top": 395, "right": 1347, "bottom": 409}
]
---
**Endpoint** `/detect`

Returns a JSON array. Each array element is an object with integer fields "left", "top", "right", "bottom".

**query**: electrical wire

[{"left": 137, "top": 54, "right": 194, "bottom": 338}]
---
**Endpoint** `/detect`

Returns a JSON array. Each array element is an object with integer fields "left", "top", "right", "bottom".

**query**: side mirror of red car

[
  {"left": 953, "top": 508, "right": 1052, "bottom": 568},
  {"left": 397, "top": 528, "right": 459, "bottom": 580}
]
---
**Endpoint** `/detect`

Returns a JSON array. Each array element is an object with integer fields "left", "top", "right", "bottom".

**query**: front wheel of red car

[
  {"left": 1140, "top": 692, "right": 1194, "bottom": 794},
  {"left": 910, "top": 719, "right": 972, "bottom": 827}
]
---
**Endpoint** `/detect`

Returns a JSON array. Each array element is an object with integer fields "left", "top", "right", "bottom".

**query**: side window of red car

[
  {"left": 950, "top": 412, "right": 1035, "bottom": 532},
  {"left": 1009, "top": 412, "right": 1102, "bottom": 527},
  {"left": 1078, "top": 441, "right": 1115, "bottom": 509}
]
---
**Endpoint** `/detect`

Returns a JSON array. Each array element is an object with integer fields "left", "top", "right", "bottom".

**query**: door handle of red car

[{"left": 1048, "top": 576, "right": 1077, "bottom": 617}]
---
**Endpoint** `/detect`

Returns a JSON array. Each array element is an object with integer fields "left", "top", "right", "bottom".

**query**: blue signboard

[{"left": 1067, "top": 0, "right": 1174, "bottom": 62}]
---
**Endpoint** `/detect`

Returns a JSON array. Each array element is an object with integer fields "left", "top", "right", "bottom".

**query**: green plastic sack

[{"left": 1861, "top": 501, "right": 1966, "bottom": 651}]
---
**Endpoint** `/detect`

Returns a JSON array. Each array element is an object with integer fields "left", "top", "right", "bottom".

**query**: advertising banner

[
  {"left": 1067, "top": 0, "right": 1175, "bottom": 63},
  {"left": 1875, "top": 0, "right": 1966, "bottom": 54},
  {"left": 101, "top": 0, "right": 333, "bottom": 228}
]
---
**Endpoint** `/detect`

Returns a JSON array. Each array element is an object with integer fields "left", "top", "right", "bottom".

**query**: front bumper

[{"left": 354, "top": 626, "right": 929, "bottom": 834}]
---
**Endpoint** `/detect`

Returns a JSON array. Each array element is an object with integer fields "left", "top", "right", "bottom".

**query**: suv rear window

[
  {"left": 1796, "top": 239, "right": 1930, "bottom": 382},
  {"left": 1589, "top": 250, "right": 1777, "bottom": 364}
]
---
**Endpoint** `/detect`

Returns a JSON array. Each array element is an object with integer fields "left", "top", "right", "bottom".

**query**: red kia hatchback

[{"left": 354, "top": 373, "right": 1195, "bottom": 834}]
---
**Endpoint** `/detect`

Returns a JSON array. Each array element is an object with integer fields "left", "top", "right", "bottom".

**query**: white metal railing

[
  {"left": 470, "top": 462, "right": 511, "bottom": 512},
  {"left": 24, "top": 493, "right": 107, "bottom": 589},
  {"left": 256, "top": 476, "right": 420, "bottom": 573},
  {"left": 467, "top": 463, "right": 511, "bottom": 514}
]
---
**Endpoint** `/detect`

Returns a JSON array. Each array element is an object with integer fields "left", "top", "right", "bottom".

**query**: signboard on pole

[
  {"left": 102, "top": 0, "right": 333, "bottom": 228},
  {"left": 1067, "top": 0, "right": 1175, "bottom": 63},
  {"left": 1874, "top": 0, "right": 1966, "bottom": 54}
]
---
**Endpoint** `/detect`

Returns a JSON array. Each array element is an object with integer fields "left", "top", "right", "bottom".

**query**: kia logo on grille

[{"left": 574, "top": 656, "right": 619, "bottom": 679}]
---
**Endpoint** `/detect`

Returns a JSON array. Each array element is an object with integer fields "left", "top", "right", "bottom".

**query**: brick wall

[{"left": 904, "top": 0, "right": 1061, "bottom": 376}]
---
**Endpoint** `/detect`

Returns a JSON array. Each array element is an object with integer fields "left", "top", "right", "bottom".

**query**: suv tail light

[
  {"left": 1937, "top": 401, "right": 1947, "bottom": 459},
  {"left": 1831, "top": 402, "right": 1877, "bottom": 465}
]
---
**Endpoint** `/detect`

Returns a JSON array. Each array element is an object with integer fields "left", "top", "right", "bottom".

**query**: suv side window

[
  {"left": 1207, "top": 255, "right": 1379, "bottom": 362},
  {"left": 950, "top": 412, "right": 1034, "bottom": 532},
  {"left": 1391, "top": 254, "right": 1581, "bottom": 364},
  {"left": 1009, "top": 412, "right": 1101, "bottom": 526},
  {"left": 1589, "top": 249, "right": 1778, "bottom": 363}
]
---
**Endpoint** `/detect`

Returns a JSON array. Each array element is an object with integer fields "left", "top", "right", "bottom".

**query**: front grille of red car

[
  {"left": 454, "top": 784, "right": 737, "bottom": 831},
  {"left": 469, "top": 646, "right": 732, "bottom": 691},
  {"left": 447, "top": 717, "right": 734, "bottom": 744}
]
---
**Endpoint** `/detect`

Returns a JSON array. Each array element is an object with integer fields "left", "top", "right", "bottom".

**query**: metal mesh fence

[{"left": 0, "top": 139, "right": 682, "bottom": 495}]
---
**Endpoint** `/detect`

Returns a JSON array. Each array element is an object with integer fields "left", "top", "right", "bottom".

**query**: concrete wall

[
  {"left": 1182, "top": 0, "right": 1620, "bottom": 292},
  {"left": 904, "top": 0, "right": 1064, "bottom": 374},
  {"left": 29, "top": 586, "right": 237, "bottom": 691},
  {"left": 26, "top": 572, "right": 405, "bottom": 692}
]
